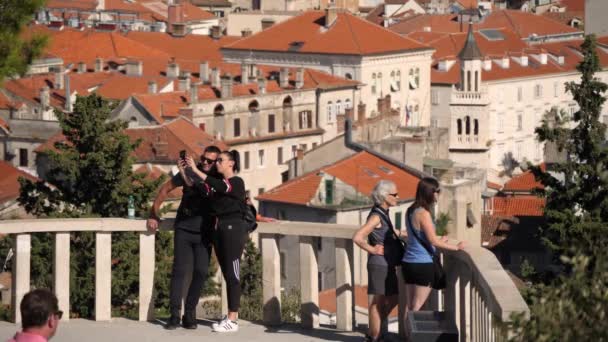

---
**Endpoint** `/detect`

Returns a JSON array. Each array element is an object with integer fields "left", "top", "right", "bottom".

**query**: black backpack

[{"left": 241, "top": 201, "right": 258, "bottom": 232}]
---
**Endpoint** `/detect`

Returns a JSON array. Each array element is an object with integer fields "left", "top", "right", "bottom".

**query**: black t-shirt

[
  {"left": 204, "top": 176, "right": 246, "bottom": 219},
  {"left": 171, "top": 169, "right": 213, "bottom": 233}
]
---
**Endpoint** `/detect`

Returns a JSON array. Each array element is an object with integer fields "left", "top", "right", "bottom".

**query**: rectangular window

[
  {"left": 299, "top": 143, "right": 307, "bottom": 151},
  {"left": 244, "top": 151, "right": 250, "bottom": 170},
  {"left": 498, "top": 114, "right": 505, "bottom": 133},
  {"left": 325, "top": 179, "right": 334, "bottom": 205},
  {"left": 258, "top": 188, "right": 265, "bottom": 195},
  {"left": 431, "top": 90, "right": 439, "bottom": 105},
  {"left": 277, "top": 147, "right": 283, "bottom": 164},
  {"left": 534, "top": 84, "right": 543, "bottom": 99},
  {"left": 298, "top": 110, "right": 312, "bottom": 129},
  {"left": 395, "top": 212, "right": 402, "bottom": 229},
  {"left": 268, "top": 114, "right": 275, "bottom": 133},
  {"left": 517, "top": 86, "right": 523, "bottom": 102},
  {"left": 312, "top": 142, "right": 318, "bottom": 149},
  {"left": 517, "top": 113, "right": 523, "bottom": 131},
  {"left": 233, "top": 118, "right": 241, "bottom": 137},
  {"left": 258, "top": 149, "right": 264, "bottom": 166},
  {"left": 292, "top": 145, "right": 297, "bottom": 157},
  {"left": 497, "top": 143, "right": 505, "bottom": 166},
  {"left": 553, "top": 82, "right": 559, "bottom": 97},
  {"left": 19, "top": 148, "right": 28, "bottom": 167}
]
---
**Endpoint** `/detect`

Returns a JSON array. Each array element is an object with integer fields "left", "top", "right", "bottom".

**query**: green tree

[
  {"left": 18, "top": 93, "right": 165, "bottom": 318},
  {"left": 0, "top": 0, "right": 47, "bottom": 82},
  {"left": 530, "top": 35, "right": 608, "bottom": 256},
  {"left": 238, "top": 239, "right": 263, "bottom": 321}
]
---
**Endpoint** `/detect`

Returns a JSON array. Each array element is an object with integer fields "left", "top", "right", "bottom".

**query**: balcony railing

[
  {"left": 0, "top": 218, "right": 528, "bottom": 340},
  {"left": 451, "top": 86, "right": 490, "bottom": 106}
]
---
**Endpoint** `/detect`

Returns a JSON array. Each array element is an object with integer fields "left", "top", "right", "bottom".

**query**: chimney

[
  {"left": 357, "top": 102, "right": 366, "bottom": 122},
  {"left": 220, "top": 74, "right": 233, "bottom": 98},
  {"left": 64, "top": 74, "right": 73, "bottom": 112},
  {"left": 126, "top": 60, "right": 143, "bottom": 76},
  {"left": 539, "top": 52, "right": 548, "bottom": 65},
  {"left": 241, "top": 62, "right": 249, "bottom": 84},
  {"left": 178, "top": 107, "right": 193, "bottom": 121},
  {"left": 279, "top": 68, "right": 289, "bottom": 88},
  {"left": 345, "top": 107, "right": 354, "bottom": 121},
  {"left": 483, "top": 58, "right": 492, "bottom": 71},
  {"left": 241, "top": 28, "right": 252, "bottom": 37},
  {"left": 148, "top": 80, "right": 158, "bottom": 94},
  {"left": 261, "top": 18, "right": 275, "bottom": 30},
  {"left": 324, "top": 6, "right": 338, "bottom": 28},
  {"left": 199, "top": 123, "right": 206, "bottom": 131},
  {"left": 94, "top": 57, "right": 104, "bottom": 72},
  {"left": 190, "top": 83, "right": 198, "bottom": 103},
  {"left": 521, "top": 55, "right": 529, "bottom": 67},
  {"left": 211, "top": 67, "right": 220, "bottom": 88},
  {"left": 54, "top": 67, "right": 64, "bottom": 90},
  {"left": 258, "top": 77, "right": 267, "bottom": 94},
  {"left": 296, "top": 148, "right": 304, "bottom": 160},
  {"left": 199, "top": 61, "right": 209, "bottom": 83},
  {"left": 166, "top": 59, "right": 180, "bottom": 79},
  {"left": 295, "top": 68, "right": 304, "bottom": 89},
  {"left": 40, "top": 86, "right": 50, "bottom": 108},
  {"left": 210, "top": 25, "right": 222, "bottom": 39},
  {"left": 178, "top": 71, "right": 191, "bottom": 91},
  {"left": 500, "top": 56, "right": 510, "bottom": 69},
  {"left": 77, "top": 62, "right": 86, "bottom": 73}
]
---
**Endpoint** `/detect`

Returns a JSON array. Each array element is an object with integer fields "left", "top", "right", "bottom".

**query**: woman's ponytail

[{"left": 230, "top": 150, "right": 240, "bottom": 173}]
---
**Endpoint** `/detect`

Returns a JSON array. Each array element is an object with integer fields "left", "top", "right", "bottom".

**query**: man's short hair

[
  {"left": 204, "top": 145, "right": 221, "bottom": 154},
  {"left": 20, "top": 289, "right": 59, "bottom": 330}
]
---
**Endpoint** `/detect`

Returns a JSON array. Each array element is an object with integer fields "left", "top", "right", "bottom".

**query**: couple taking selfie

[
  {"left": 147, "top": 145, "right": 254, "bottom": 333},
  {"left": 353, "top": 178, "right": 466, "bottom": 342}
]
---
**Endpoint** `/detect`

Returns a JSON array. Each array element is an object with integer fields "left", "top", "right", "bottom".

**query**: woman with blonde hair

[{"left": 353, "top": 180, "right": 405, "bottom": 342}]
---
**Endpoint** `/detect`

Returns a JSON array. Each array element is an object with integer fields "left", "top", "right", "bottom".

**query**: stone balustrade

[
  {"left": 0, "top": 218, "right": 528, "bottom": 341},
  {"left": 451, "top": 87, "right": 490, "bottom": 106}
]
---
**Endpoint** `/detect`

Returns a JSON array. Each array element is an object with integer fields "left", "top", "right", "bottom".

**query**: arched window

[
  {"left": 248, "top": 100, "right": 259, "bottom": 112},
  {"left": 371, "top": 73, "right": 377, "bottom": 95},
  {"left": 409, "top": 68, "right": 420, "bottom": 89},
  {"left": 214, "top": 104, "right": 224, "bottom": 116},
  {"left": 465, "top": 116, "right": 470, "bottom": 135},
  {"left": 474, "top": 119, "right": 479, "bottom": 135},
  {"left": 282, "top": 96, "right": 293, "bottom": 107},
  {"left": 327, "top": 101, "right": 333, "bottom": 122},
  {"left": 467, "top": 71, "right": 471, "bottom": 92},
  {"left": 396, "top": 70, "right": 401, "bottom": 90},
  {"left": 345, "top": 73, "right": 353, "bottom": 80},
  {"left": 457, "top": 119, "right": 462, "bottom": 135},
  {"left": 336, "top": 100, "right": 342, "bottom": 115},
  {"left": 474, "top": 71, "right": 479, "bottom": 92},
  {"left": 345, "top": 98, "right": 351, "bottom": 110}
]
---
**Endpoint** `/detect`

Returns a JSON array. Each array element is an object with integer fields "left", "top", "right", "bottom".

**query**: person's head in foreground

[{"left": 10, "top": 289, "right": 62, "bottom": 342}]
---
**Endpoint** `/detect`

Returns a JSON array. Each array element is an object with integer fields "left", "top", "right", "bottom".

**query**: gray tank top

[{"left": 367, "top": 206, "right": 402, "bottom": 267}]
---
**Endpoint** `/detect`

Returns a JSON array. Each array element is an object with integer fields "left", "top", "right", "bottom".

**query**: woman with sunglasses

[
  {"left": 403, "top": 178, "right": 465, "bottom": 315},
  {"left": 186, "top": 149, "right": 247, "bottom": 333},
  {"left": 353, "top": 180, "right": 406, "bottom": 342}
]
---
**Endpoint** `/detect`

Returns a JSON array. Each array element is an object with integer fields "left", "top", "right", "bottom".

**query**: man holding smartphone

[{"left": 147, "top": 145, "right": 221, "bottom": 330}]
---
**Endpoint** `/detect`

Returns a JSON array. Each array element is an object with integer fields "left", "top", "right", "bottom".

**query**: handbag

[
  {"left": 406, "top": 209, "right": 446, "bottom": 290},
  {"left": 371, "top": 207, "right": 406, "bottom": 257},
  {"left": 241, "top": 201, "right": 258, "bottom": 232}
]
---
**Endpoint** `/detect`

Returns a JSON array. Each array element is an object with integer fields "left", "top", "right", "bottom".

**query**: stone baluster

[
  {"left": 261, "top": 234, "right": 281, "bottom": 325},
  {"left": 12, "top": 234, "right": 31, "bottom": 323},
  {"left": 335, "top": 239, "right": 353, "bottom": 331},
  {"left": 54, "top": 233, "right": 70, "bottom": 321},
  {"left": 95, "top": 232, "right": 112, "bottom": 321},
  {"left": 299, "top": 236, "right": 319, "bottom": 329},
  {"left": 139, "top": 232, "right": 155, "bottom": 321}
]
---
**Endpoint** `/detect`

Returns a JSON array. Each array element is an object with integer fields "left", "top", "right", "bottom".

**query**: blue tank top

[{"left": 402, "top": 207, "right": 435, "bottom": 263}]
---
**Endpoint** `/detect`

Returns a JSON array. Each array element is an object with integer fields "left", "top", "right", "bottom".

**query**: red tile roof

[
  {"left": 542, "top": 11, "right": 584, "bottom": 27},
  {"left": 390, "top": 10, "right": 581, "bottom": 38},
  {"left": 125, "top": 117, "right": 228, "bottom": 163},
  {"left": 492, "top": 195, "right": 545, "bottom": 217},
  {"left": 558, "top": 0, "right": 585, "bottom": 12},
  {"left": 257, "top": 151, "right": 421, "bottom": 205},
  {"left": 133, "top": 92, "right": 188, "bottom": 123},
  {"left": 503, "top": 164, "right": 545, "bottom": 193},
  {"left": 94, "top": 75, "right": 172, "bottom": 100},
  {"left": 0, "top": 161, "right": 39, "bottom": 205},
  {"left": 0, "top": 117, "right": 8, "bottom": 133},
  {"left": 224, "top": 10, "right": 432, "bottom": 56},
  {"left": 45, "top": 0, "right": 97, "bottom": 10},
  {"left": 134, "top": 163, "right": 181, "bottom": 199},
  {"left": 481, "top": 214, "right": 515, "bottom": 248},
  {"left": 487, "top": 181, "right": 502, "bottom": 190}
]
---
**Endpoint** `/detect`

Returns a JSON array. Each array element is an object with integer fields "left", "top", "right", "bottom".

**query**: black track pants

[
  {"left": 169, "top": 229, "right": 211, "bottom": 316},
  {"left": 214, "top": 218, "right": 248, "bottom": 312}
]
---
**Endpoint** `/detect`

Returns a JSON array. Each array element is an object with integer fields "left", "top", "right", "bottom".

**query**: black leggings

[
  {"left": 169, "top": 229, "right": 211, "bottom": 316},
  {"left": 214, "top": 218, "right": 249, "bottom": 312}
]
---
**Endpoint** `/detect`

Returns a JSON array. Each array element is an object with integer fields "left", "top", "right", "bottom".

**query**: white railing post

[
  {"left": 299, "top": 236, "right": 319, "bottom": 329},
  {"left": 335, "top": 238, "right": 353, "bottom": 331},
  {"left": 95, "top": 232, "right": 112, "bottom": 321},
  {"left": 138, "top": 232, "right": 155, "bottom": 321},
  {"left": 261, "top": 233, "right": 281, "bottom": 325},
  {"left": 54, "top": 233, "right": 70, "bottom": 321},
  {"left": 12, "top": 234, "right": 31, "bottom": 324}
]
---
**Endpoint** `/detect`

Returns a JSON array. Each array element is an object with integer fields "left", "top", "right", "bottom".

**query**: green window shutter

[{"left": 325, "top": 179, "right": 334, "bottom": 205}]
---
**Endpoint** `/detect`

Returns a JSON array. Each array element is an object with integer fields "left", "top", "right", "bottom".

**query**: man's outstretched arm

[{"left": 146, "top": 179, "right": 178, "bottom": 232}]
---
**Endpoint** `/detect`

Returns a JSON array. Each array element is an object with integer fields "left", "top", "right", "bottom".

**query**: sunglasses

[
  {"left": 389, "top": 193, "right": 399, "bottom": 198},
  {"left": 435, "top": 189, "right": 442, "bottom": 194},
  {"left": 201, "top": 157, "right": 217, "bottom": 164}
]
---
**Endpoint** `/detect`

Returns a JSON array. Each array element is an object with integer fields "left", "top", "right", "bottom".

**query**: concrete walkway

[{"left": 0, "top": 318, "right": 366, "bottom": 342}]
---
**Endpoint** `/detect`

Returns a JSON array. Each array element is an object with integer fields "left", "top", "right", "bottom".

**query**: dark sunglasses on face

[
  {"left": 435, "top": 189, "right": 442, "bottom": 194},
  {"left": 201, "top": 157, "right": 217, "bottom": 164},
  {"left": 389, "top": 193, "right": 399, "bottom": 198}
]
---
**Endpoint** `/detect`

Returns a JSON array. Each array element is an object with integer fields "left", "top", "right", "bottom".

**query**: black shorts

[
  {"left": 367, "top": 264, "right": 398, "bottom": 296},
  {"left": 401, "top": 262, "right": 434, "bottom": 287}
]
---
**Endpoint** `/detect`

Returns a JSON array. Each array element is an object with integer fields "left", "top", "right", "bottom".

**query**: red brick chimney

[
  {"left": 168, "top": 4, "right": 184, "bottom": 34},
  {"left": 199, "top": 123, "right": 206, "bottom": 132},
  {"left": 357, "top": 102, "right": 366, "bottom": 122},
  {"left": 296, "top": 148, "right": 304, "bottom": 160}
]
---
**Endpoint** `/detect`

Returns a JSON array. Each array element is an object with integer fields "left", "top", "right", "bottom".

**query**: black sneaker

[
  {"left": 164, "top": 315, "right": 180, "bottom": 330},
  {"left": 182, "top": 311, "right": 197, "bottom": 330}
]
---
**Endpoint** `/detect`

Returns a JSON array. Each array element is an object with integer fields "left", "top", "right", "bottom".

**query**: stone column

[
  {"left": 95, "top": 232, "right": 112, "bottom": 321},
  {"left": 299, "top": 236, "right": 319, "bottom": 329},
  {"left": 12, "top": 234, "right": 31, "bottom": 324},
  {"left": 335, "top": 239, "right": 353, "bottom": 331},
  {"left": 261, "top": 234, "right": 281, "bottom": 325},
  {"left": 54, "top": 233, "right": 70, "bottom": 321},
  {"left": 139, "top": 232, "right": 155, "bottom": 321}
]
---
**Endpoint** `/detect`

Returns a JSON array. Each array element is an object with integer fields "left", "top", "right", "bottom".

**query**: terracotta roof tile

[
  {"left": 558, "top": 0, "right": 585, "bottom": 12},
  {"left": 492, "top": 195, "right": 545, "bottom": 217},
  {"left": 487, "top": 181, "right": 502, "bottom": 190},
  {"left": 45, "top": 0, "right": 97, "bottom": 10},
  {"left": 224, "top": 10, "right": 432, "bottom": 56},
  {"left": 503, "top": 164, "right": 545, "bottom": 193},
  {"left": 0, "top": 161, "right": 39, "bottom": 205},
  {"left": 125, "top": 117, "right": 228, "bottom": 163},
  {"left": 257, "top": 151, "right": 420, "bottom": 205},
  {"left": 94, "top": 74, "right": 171, "bottom": 100},
  {"left": 542, "top": 11, "right": 584, "bottom": 26},
  {"left": 0, "top": 117, "right": 8, "bottom": 133},
  {"left": 481, "top": 214, "right": 516, "bottom": 248}
]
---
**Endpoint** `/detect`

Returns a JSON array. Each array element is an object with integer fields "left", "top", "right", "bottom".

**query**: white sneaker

[
  {"left": 212, "top": 319, "right": 238, "bottom": 332},
  {"left": 212, "top": 315, "right": 228, "bottom": 329}
]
